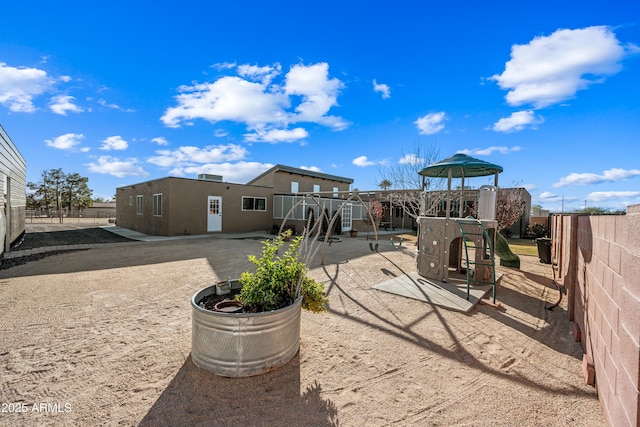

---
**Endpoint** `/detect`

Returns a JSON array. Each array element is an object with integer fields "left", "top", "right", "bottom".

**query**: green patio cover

[{"left": 419, "top": 153, "right": 503, "bottom": 178}]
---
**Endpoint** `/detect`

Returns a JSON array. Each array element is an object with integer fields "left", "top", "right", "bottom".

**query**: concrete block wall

[{"left": 554, "top": 205, "right": 640, "bottom": 427}]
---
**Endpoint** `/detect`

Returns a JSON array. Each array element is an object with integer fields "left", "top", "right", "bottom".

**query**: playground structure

[
  {"left": 274, "top": 153, "right": 504, "bottom": 306},
  {"left": 416, "top": 154, "right": 502, "bottom": 303}
]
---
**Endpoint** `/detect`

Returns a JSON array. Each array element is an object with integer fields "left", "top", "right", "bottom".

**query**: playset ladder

[{"left": 454, "top": 219, "right": 497, "bottom": 303}]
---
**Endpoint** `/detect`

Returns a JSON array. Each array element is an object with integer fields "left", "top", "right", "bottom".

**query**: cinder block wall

[{"left": 554, "top": 205, "right": 640, "bottom": 426}]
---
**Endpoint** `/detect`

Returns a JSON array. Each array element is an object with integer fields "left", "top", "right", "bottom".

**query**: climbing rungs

[
  {"left": 469, "top": 280, "right": 496, "bottom": 286},
  {"left": 455, "top": 218, "right": 497, "bottom": 304},
  {"left": 465, "top": 261, "right": 493, "bottom": 267}
]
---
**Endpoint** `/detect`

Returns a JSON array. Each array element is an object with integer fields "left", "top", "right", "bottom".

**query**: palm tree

[{"left": 378, "top": 179, "right": 392, "bottom": 190}]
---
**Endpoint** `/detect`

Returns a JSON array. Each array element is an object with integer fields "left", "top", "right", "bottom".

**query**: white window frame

[
  {"left": 291, "top": 181, "right": 299, "bottom": 193},
  {"left": 313, "top": 184, "right": 320, "bottom": 193},
  {"left": 128, "top": 195, "right": 133, "bottom": 206},
  {"left": 136, "top": 195, "right": 143, "bottom": 215},
  {"left": 153, "top": 193, "right": 163, "bottom": 216}
]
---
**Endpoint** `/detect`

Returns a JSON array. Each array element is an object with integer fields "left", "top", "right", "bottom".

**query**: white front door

[
  {"left": 342, "top": 203, "right": 353, "bottom": 231},
  {"left": 207, "top": 196, "right": 222, "bottom": 232}
]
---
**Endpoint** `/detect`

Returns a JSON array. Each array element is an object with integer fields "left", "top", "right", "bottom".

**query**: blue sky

[{"left": 1, "top": 1, "right": 639, "bottom": 212}]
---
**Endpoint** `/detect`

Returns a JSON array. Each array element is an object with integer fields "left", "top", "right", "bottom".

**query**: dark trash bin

[{"left": 535, "top": 237, "right": 552, "bottom": 264}]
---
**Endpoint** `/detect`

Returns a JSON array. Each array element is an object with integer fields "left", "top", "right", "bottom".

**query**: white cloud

[
  {"left": 491, "top": 110, "right": 543, "bottom": 132},
  {"left": 169, "top": 161, "right": 273, "bottom": 183},
  {"left": 161, "top": 76, "right": 289, "bottom": 128},
  {"left": 151, "top": 137, "right": 169, "bottom": 146},
  {"left": 210, "top": 61, "right": 237, "bottom": 71},
  {"left": 491, "top": 26, "right": 635, "bottom": 108},
  {"left": 399, "top": 154, "right": 424, "bottom": 165},
  {"left": 415, "top": 112, "right": 446, "bottom": 135},
  {"left": 553, "top": 168, "right": 640, "bottom": 187},
  {"left": 373, "top": 79, "right": 390, "bottom": 99},
  {"left": 284, "top": 62, "right": 348, "bottom": 130},
  {"left": 300, "top": 165, "right": 322, "bottom": 172},
  {"left": 161, "top": 62, "right": 349, "bottom": 143},
  {"left": 244, "top": 127, "right": 308, "bottom": 143},
  {"left": 49, "top": 95, "right": 84, "bottom": 115},
  {"left": 539, "top": 191, "right": 559, "bottom": 200},
  {"left": 458, "top": 146, "right": 522, "bottom": 156},
  {"left": 45, "top": 133, "right": 85, "bottom": 150},
  {"left": 237, "top": 63, "right": 281, "bottom": 85},
  {"left": 100, "top": 136, "right": 129, "bottom": 151},
  {"left": 538, "top": 191, "right": 575, "bottom": 203},
  {"left": 147, "top": 144, "right": 247, "bottom": 168},
  {"left": 86, "top": 156, "right": 148, "bottom": 178},
  {"left": 352, "top": 156, "right": 377, "bottom": 167},
  {"left": 97, "top": 98, "right": 134, "bottom": 112},
  {"left": 0, "top": 62, "right": 54, "bottom": 112},
  {"left": 587, "top": 191, "right": 640, "bottom": 202}
]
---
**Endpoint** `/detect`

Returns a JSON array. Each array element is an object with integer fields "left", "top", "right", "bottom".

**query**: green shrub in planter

[{"left": 237, "top": 230, "right": 328, "bottom": 314}]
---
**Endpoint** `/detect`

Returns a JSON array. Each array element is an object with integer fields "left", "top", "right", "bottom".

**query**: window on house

[
  {"left": 313, "top": 184, "right": 320, "bottom": 193},
  {"left": 291, "top": 181, "right": 299, "bottom": 193},
  {"left": 136, "top": 195, "right": 143, "bottom": 215},
  {"left": 333, "top": 187, "right": 339, "bottom": 198},
  {"left": 153, "top": 193, "right": 163, "bottom": 216},
  {"left": 129, "top": 195, "right": 133, "bottom": 206},
  {"left": 242, "top": 196, "right": 267, "bottom": 211}
]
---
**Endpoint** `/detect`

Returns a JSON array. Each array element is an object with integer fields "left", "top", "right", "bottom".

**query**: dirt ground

[
  {"left": 0, "top": 223, "right": 605, "bottom": 426},
  {"left": 15, "top": 223, "right": 134, "bottom": 251}
]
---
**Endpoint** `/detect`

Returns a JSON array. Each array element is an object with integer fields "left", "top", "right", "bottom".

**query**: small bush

[
  {"left": 526, "top": 223, "right": 547, "bottom": 238},
  {"left": 237, "top": 230, "right": 327, "bottom": 313}
]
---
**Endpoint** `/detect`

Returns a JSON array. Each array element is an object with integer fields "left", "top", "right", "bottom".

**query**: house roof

[{"left": 247, "top": 164, "right": 354, "bottom": 185}]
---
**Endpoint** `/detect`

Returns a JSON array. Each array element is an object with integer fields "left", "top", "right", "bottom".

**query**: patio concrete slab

[{"left": 373, "top": 271, "right": 494, "bottom": 313}]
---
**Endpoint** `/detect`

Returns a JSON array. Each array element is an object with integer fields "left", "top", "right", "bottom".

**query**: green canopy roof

[{"left": 418, "top": 153, "right": 503, "bottom": 178}]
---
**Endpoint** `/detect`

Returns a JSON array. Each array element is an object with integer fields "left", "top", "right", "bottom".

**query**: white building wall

[{"left": 0, "top": 125, "right": 27, "bottom": 254}]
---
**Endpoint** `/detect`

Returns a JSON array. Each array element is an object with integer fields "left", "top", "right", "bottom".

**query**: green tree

[
  {"left": 378, "top": 179, "right": 392, "bottom": 190},
  {"left": 579, "top": 206, "right": 625, "bottom": 215},
  {"left": 27, "top": 169, "right": 61, "bottom": 213},
  {"left": 47, "top": 168, "right": 66, "bottom": 211},
  {"left": 27, "top": 169, "right": 93, "bottom": 215},
  {"left": 63, "top": 172, "right": 94, "bottom": 214},
  {"left": 581, "top": 206, "right": 607, "bottom": 214}
]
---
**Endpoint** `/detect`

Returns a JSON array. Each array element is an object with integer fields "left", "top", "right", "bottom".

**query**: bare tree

[
  {"left": 378, "top": 142, "right": 441, "bottom": 191},
  {"left": 377, "top": 142, "right": 442, "bottom": 222}
]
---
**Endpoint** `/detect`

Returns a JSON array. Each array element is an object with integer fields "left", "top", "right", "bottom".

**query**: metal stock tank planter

[
  {"left": 191, "top": 283, "right": 302, "bottom": 377},
  {"left": 191, "top": 230, "right": 328, "bottom": 378}
]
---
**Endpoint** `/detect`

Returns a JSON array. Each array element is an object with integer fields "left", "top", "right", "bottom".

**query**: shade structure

[{"left": 419, "top": 153, "right": 503, "bottom": 178}]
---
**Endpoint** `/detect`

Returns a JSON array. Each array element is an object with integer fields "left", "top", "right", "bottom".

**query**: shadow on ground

[{"left": 139, "top": 354, "right": 338, "bottom": 427}]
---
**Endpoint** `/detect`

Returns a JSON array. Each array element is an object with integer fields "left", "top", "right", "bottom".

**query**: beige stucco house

[{"left": 115, "top": 165, "right": 354, "bottom": 237}]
